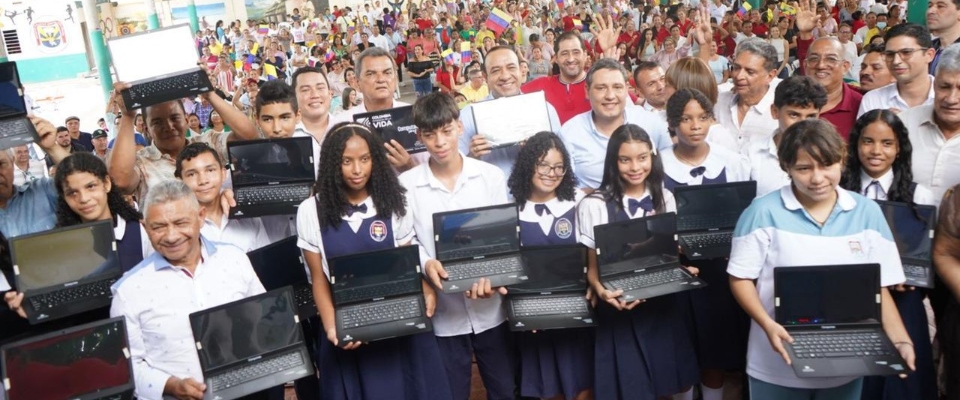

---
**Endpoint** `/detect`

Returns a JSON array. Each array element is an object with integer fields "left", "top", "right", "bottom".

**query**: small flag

[
  {"left": 441, "top": 48, "right": 455, "bottom": 64},
  {"left": 738, "top": 1, "right": 752, "bottom": 16},
  {"left": 308, "top": 57, "right": 319, "bottom": 67},
  {"left": 246, "top": 54, "right": 256, "bottom": 64},
  {"left": 325, "top": 49, "right": 335, "bottom": 62},
  {"left": 460, "top": 41, "right": 472, "bottom": 64},
  {"left": 234, "top": 60, "right": 243, "bottom": 70},
  {"left": 263, "top": 64, "right": 278, "bottom": 80},
  {"left": 485, "top": 8, "right": 513, "bottom": 35},
  {"left": 556, "top": 0, "right": 564, "bottom": 10},
  {"left": 572, "top": 18, "right": 583, "bottom": 31},
  {"left": 258, "top": 24, "right": 269, "bottom": 34},
  {"left": 306, "top": 40, "right": 316, "bottom": 49},
  {"left": 251, "top": 42, "right": 260, "bottom": 55}
]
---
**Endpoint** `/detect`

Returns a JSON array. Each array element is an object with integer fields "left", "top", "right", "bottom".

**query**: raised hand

[
  {"left": 590, "top": 13, "right": 622, "bottom": 59},
  {"left": 795, "top": 0, "right": 817, "bottom": 33}
]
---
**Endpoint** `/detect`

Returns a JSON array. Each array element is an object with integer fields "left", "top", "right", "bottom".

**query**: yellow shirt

[{"left": 460, "top": 84, "right": 489, "bottom": 103}]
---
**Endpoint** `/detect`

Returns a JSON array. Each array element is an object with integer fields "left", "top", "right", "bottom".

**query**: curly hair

[
  {"left": 840, "top": 110, "right": 916, "bottom": 203},
  {"left": 594, "top": 124, "right": 668, "bottom": 214},
  {"left": 507, "top": 131, "right": 578, "bottom": 208},
  {"left": 54, "top": 153, "right": 142, "bottom": 227},
  {"left": 666, "top": 88, "right": 714, "bottom": 137},
  {"left": 314, "top": 122, "right": 407, "bottom": 229}
]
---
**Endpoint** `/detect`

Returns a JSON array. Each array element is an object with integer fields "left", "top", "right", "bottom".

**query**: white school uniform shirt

[
  {"left": 519, "top": 190, "right": 587, "bottom": 242},
  {"left": 0, "top": 270, "right": 10, "bottom": 291},
  {"left": 858, "top": 169, "right": 937, "bottom": 206},
  {"left": 398, "top": 155, "right": 510, "bottom": 337},
  {"left": 110, "top": 238, "right": 266, "bottom": 400},
  {"left": 200, "top": 215, "right": 271, "bottom": 252},
  {"left": 660, "top": 144, "right": 751, "bottom": 186},
  {"left": 115, "top": 217, "right": 154, "bottom": 260},
  {"left": 727, "top": 186, "right": 905, "bottom": 390},
  {"left": 898, "top": 104, "right": 960, "bottom": 202},
  {"left": 714, "top": 78, "right": 781, "bottom": 151},
  {"left": 743, "top": 132, "right": 791, "bottom": 197},
  {"left": 857, "top": 76, "right": 935, "bottom": 118},
  {"left": 706, "top": 124, "right": 740, "bottom": 153},
  {"left": 577, "top": 187, "right": 677, "bottom": 249}
]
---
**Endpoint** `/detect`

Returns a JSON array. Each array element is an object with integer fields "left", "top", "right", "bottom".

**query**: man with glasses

[
  {"left": 460, "top": 69, "right": 489, "bottom": 103},
  {"left": 837, "top": 23, "right": 859, "bottom": 80},
  {"left": 858, "top": 24, "right": 935, "bottom": 117},
  {"left": 802, "top": 37, "right": 861, "bottom": 140}
]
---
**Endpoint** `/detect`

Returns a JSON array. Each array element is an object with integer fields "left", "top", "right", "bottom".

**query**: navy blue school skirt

[
  {"left": 686, "top": 257, "right": 750, "bottom": 370},
  {"left": 594, "top": 293, "right": 700, "bottom": 400},
  {"left": 517, "top": 327, "right": 595, "bottom": 399},
  {"left": 861, "top": 289, "right": 937, "bottom": 400}
]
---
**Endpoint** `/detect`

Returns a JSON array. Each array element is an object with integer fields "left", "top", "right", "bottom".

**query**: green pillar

[
  {"left": 0, "top": 39, "right": 7, "bottom": 63},
  {"left": 907, "top": 0, "right": 927, "bottom": 25},
  {"left": 187, "top": 0, "right": 200, "bottom": 33},
  {"left": 146, "top": 0, "right": 160, "bottom": 29},
  {"left": 84, "top": 0, "right": 113, "bottom": 100}
]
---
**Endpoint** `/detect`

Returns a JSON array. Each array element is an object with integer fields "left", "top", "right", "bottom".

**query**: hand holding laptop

[
  {"left": 595, "top": 285, "right": 645, "bottom": 310},
  {"left": 760, "top": 318, "right": 794, "bottom": 365},
  {"left": 164, "top": 376, "right": 206, "bottom": 400},
  {"left": 468, "top": 135, "right": 493, "bottom": 158},
  {"left": 28, "top": 115, "right": 67, "bottom": 163},
  {"left": 425, "top": 259, "right": 508, "bottom": 299},
  {"left": 3, "top": 291, "right": 26, "bottom": 318},
  {"left": 326, "top": 326, "right": 364, "bottom": 350}
]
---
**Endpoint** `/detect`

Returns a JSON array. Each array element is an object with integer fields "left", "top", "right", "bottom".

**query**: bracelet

[{"left": 893, "top": 341, "right": 913, "bottom": 347}]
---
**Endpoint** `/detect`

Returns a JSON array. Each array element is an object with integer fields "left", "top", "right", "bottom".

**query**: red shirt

[
  {"left": 752, "top": 23, "right": 769, "bottom": 38},
  {"left": 821, "top": 83, "right": 863, "bottom": 141},
  {"left": 521, "top": 75, "right": 590, "bottom": 125},
  {"left": 437, "top": 67, "right": 459, "bottom": 93},
  {"left": 656, "top": 27, "right": 671, "bottom": 44},
  {"left": 415, "top": 18, "right": 433, "bottom": 31},
  {"left": 562, "top": 15, "right": 575, "bottom": 32},
  {"left": 676, "top": 19, "right": 693, "bottom": 36}
]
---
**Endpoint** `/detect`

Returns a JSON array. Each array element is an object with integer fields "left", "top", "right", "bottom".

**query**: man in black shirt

[
  {"left": 46, "top": 126, "right": 86, "bottom": 169},
  {"left": 65, "top": 115, "right": 93, "bottom": 151}
]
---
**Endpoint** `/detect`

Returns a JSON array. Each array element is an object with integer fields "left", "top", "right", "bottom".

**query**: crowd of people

[{"left": 2, "top": 0, "right": 960, "bottom": 399}]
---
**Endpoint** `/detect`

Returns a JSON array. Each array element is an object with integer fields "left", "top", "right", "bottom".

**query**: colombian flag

[
  {"left": 556, "top": 0, "right": 564, "bottom": 10},
  {"left": 738, "top": 1, "right": 752, "bottom": 16},
  {"left": 258, "top": 24, "right": 269, "bottom": 34},
  {"left": 263, "top": 64, "right": 278, "bottom": 80},
  {"left": 441, "top": 48, "right": 455, "bottom": 64},
  {"left": 485, "top": 8, "right": 513, "bottom": 35},
  {"left": 460, "top": 41, "right": 472, "bottom": 64}
]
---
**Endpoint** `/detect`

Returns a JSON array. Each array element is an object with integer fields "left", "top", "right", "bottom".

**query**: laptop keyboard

[
  {"left": 512, "top": 296, "right": 588, "bottom": 317},
  {"left": 442, "top": 244, "right": 516, "bottom": 260},
  {"left": 904, "top": 264, "right": 928, "bottom": 278},
  {"left": 339, "top": 296, "right": 422, "bottom": 328},
  {"left": 680, "top": 215, "right": 737, "bottom": 231},
  {"left": 791, "top": 332, "right": 894, "bottom": 359},
  {"left": 446, "top": 256, "right": 522, "bottom": 281},
  {"left": 236, "top": 184, "right": 311, "bottom": 205},
  {"left": 683, "top": 231, "right": 733, "bottom": 248},
  {"left": 29, "top": 279, "right": 116, "bottom": 311},
  {"left": 337, "top": 280, "right": 413, "bottom": 304},
  {"left": 210, "top": 351, "right": 304, "bottom": 392},
  {"left": 0, "top": 118, "right": 30, "bottom": 138},
  {"left": 128, "top": 74, "right": 202, "bottom": 101},
  {"left": 295, "top": 285, "right": 315, "bottom": 310},
  {"left": 607, "top": 268, "right": 687, "bottom": 291}
]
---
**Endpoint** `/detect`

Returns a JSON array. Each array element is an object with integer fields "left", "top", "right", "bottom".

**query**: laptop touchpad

[{"left": 833, "top": 359, "right": 870, "bottom": 374}]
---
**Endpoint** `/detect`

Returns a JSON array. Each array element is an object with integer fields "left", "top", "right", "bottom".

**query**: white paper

[{"left": 472, "top": 92, "right": 551, "bottom": 146}]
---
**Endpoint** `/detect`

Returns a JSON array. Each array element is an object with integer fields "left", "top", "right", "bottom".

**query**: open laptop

[
  {"left": 353, "top": 105, "right": 425, "bottom": 154},
  {"left": 674, "top": 181, "right": 756, "bottom": 260},
  {"left": 506, "top": 244, "right": 595, "bottom": 332},
  {"left": 328, "top": 245, "right": 431, "bottom": 345},
  {"left": 775, "top": 264, "right": 908, "bottom": 378},
  {"left": 227, "top": 137, "right": 315, "bottom": 218},
  {"left": 247, "top": 236, "right": 317, "bottom": 319},
  {"left": 1, "top": 317, "right": 134, "bottom": 400},
  {"left": 190, "top": 287, "right": 313, "bottom": 400},
  {"left": 594, "top": 212, "right": 706, "bottom": 302},
  {"left": 433, "top": 203, "right": 528, "bottom": 293},
  {"left": 877, "top": 201, "right": 937, "bottom": 288},
  {"left": 107, "top": 24, "right": 213, "bottom": 110},
  {"left": 0, "top": 62, "right": 40, "bottom": 150},
  {"left": 10, "top": 220, "right": 121, "bottom": 324}
]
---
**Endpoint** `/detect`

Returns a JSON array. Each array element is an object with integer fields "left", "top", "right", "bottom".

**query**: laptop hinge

[
  {"left": 196, "top": 341, "right": 203, "bottom": 351},
  {"left": 3, "top": 377, "right": 9, "bottom": 391},
  {"left": 112, "top": 241, "right": 117, "bottom": 252},
  {"left": 876, "top": 294, "right": 881, "bottom": 304},
  {"left": 595, "top": 248, "right": 601, "bottom": 255},
  {"left": 674, "top": 234, "right": 678, "bottom": 241},
  {"left": 122, "top": 347, "right": 130, "bottom": 359},
  {"left": 775, "top": 297, "right": 780, "bottom": 307},
  {"left": 416, "top": 264, "right": 421, "bottom": 274},
  {"left": 294, "top": 314, "right": 300, "bottom": 324},
  {"left": 12, "top": 265, "right": 18, "bottom": 275}
]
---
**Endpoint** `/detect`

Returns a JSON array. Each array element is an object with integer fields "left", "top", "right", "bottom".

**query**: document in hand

[{"left": 471, "top": 91, "right": 552, "bottom": 148}]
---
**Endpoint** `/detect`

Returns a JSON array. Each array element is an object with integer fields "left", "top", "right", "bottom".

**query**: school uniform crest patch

[
  {"left": 554, "top": 218, "right": 573, "bottom": 239},
  {"left": 370, "top": 220, "right": 388, "bottom": 242}
]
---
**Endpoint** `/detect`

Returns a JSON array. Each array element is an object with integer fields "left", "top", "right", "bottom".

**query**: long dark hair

[
  {"left": 54, "top": 153, "right": 142, "bottom": 227},
  {"left": 840, "top": 109, "right": 916, "bottom": 203},
  {"left": 314, "top": 122, "right": 407, "bottom": 229},
  {"left": 507, "top": 131, "right": 578, "bottom": 208},
  {"left": 595, "top": 124, "right": 667, "bottom": 214}
]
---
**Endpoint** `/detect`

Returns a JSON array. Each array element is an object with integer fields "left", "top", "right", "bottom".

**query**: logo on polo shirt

[
  {"left": 555, "top": 218, "right": 572, "bottom": 239},
  {"left": 370, "top": 220, "right": 388, "bottom": 242},
  {"left": 848, "top": 240, "right": 863, "bottom": 255}
]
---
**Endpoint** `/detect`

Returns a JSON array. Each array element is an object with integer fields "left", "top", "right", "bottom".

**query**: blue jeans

[
  {"left": 748, "top": 376, "right": 863, "bottom": 400},
  {"left": 413, "top": 77, "right": 432, "bottom": 96}
]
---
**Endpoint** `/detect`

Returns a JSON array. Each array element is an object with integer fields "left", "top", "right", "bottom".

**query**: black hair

[
  {"left": 54, "top": 153, "right": 142, "bottom": 227},
  {"left": 482, "top": 45, "right": 520, "bottom": 74},
  {"left": 666, "top": 88, "right": 714, "bottom": 136},
  {"left": 554, "top": 31, "right": 585, "bottom": 54},
  {"left": 594, "top": 124, "right": 668, "bottom": 214},
  {"left": 314, "top": 122, "right": 407, "bottom": 229},
  {"left": 256, "top": 80, "right": 299, "bottom": 116},
  {"left": 632, "top": 60, "right": 660, "bottom": 83},
  {"left": 174, "top": 142, "right": 222, "bottom": 178},
  {"left": 507, "top": 132, "right": 578, "bottom": 207},
  {"left": 840, "top": 110, "right": 916, "bottom": 202},
  {"left": 863, "top": 43, "right": 886, "bottom": 55},
  {"left": 773, "top": 75, "right": 828, "bottom": 109},
  {"left": 883, "top": 23, "right": 933, "bottom": 49},
  {"left": 412, "top": 92, "right": 459, "bottom": 132},
  {"left": 291, "top": 65, "right": 330, "bottom": 90},
  {"left": 778, "top": 119, "right": 846, "bottom": 171},
  {"left": 56, "top": 126, "right": 68, "bottom": 133}
]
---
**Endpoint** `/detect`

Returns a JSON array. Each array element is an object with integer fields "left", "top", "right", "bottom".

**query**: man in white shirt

[
  {"left": 110, "top": 180, "right": 265, "bottom": 400},
  {"left": 368, "top": 27, "right": 391, "bottom": 49},
  {"left": 714, "top": 37, "right": 782, "bottom": 150},
  {"left": 858, "top": 24, "right": 936, "bottom": 117},
  {"left": 10, "top": 145, "right": 46, "bottom": 187},
  {"left": 709, "top": 0, "right": 729, "bottom": 23}
]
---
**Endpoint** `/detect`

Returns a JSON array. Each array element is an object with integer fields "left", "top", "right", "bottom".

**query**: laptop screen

[
  {"left": 108, "top": 24, "right": 200, "bottom": 83},
  {"left": 877, "top": 201, "right": 936, "bottom": 261},
  {"left": 11, "top": 221, "right": 119, "bottom": 291},
  {"left": 595, "top": 213, "right": 678, "bottom": 275},
  {"left": 191, "top": 289, "right": 301, "bottom": 371},
  {"left": 228, "top": 138, "right": 314, "bottom": 186},
  {"left": 775, "top": 264, "right": 881, "bottom": 326},
  {"left": 329, "top": 245, "right": 421, "bottom": 305},
  {"left": 0, "top": 62, "right": 25, "bottom": 118},
  {"left": 247, "top": 237, "right": 307, "bottom": 290},
  {"left": 434, "top": 204, "right": 520, "bottom": 261},
  {"left": 674, "top": 182, "right": 756, "bottom": 232},
  {"left": 511, "top": 245, "right": 587, "bottom": 292},
  {"left": 2, "top": 318, "right": 131, "bottom": 400}
]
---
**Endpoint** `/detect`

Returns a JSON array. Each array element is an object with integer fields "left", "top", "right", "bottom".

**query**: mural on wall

[
  {"left": 0, "top": 2, "right": 76, "bottom": 28},
  {"left": 172, "top": 3, "right": 227, "bottom": 27}
]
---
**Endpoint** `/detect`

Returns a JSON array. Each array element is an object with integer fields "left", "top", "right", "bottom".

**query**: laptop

[
  {"left": 432, "top": 203, "right": 528, "bottom": 293},
  {"left": 10, "top": 220, "right": 121, "bottom": 324},
  {"left": 775, "top": 264, "right": 908, "bottom": 378},
  {"left": 470, "top": 91, "right": 552, "bottom": 149},
  {"left": 594, "top": 212, "right": 706, "bottom": 302},
  {"left": 506, "top": 244, "right": 595, "bottom": 332},
  {"left": 247, "top": 236, "right": 317, "bottom": 319},
  {"left": 0, "top": 62, "right": 40, "bottom": 150},
  {"left": 1, "top": 317, "right": 134, "bottom": 400},
  {"left": 353, "top": 105, "right": 425, "bottom": 154},
  {"left": 107, "top": 24, "right": 214, "bottom": 110},
  {"left": 877, "top": 200, "right": 937, "bottom": 289},
  {"left": 328, "top": 245, "right": 432, "bottom": 345},
  {"left": 674, "top": 181, "right": 756, "bottom": 260},
  {"left": 190, "top": 287, "right": 314, "bottom": 400},
  {"left": 227, "top": 137, "right": 315, "bottom": 218}
]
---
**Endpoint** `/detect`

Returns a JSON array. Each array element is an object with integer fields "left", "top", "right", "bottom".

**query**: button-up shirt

[
  {"left": 12, "top": 159, "right": 47, "bottom": 187},
  {"left": 858, "top": 168, "right": 937, "bottom": 205},
  {"left": 820, "top": 83, "right": 863, "bottom": 141},
  {"left": 857, "top": 76, "right": 935, "bottom": 118},
  {"left": 743, "top": 132, "right": 791, "bottom": 197},
  {"left": 110, "top": 238, "right": 265, "bottom": 400},
  {"left": 714, "top": 78, "right": 781, "bottom": 151},
  {"left": 899, "top": 104, "right": 960, "bottom": 202},
  {"left": 0, "top": 177, "right": 57, "bottom": 238},
  {"left": 200, "top": 215, "right": 270, "bottom": 252}
]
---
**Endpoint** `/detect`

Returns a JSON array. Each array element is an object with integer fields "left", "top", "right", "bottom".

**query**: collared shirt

[
  {"left": 728, "top": 185, "right": 904, "bottom": 390},
  {"left": 858, "top": 168, "right": 937, "bottom": 205},
  {"left": 521, "top": 75, "right": 591, "bottom": 125},
  {"left": 110, "top": 238, "right": 265, "bottom": 400},
  {"left": 858, "top": 76, "right": 935, "bottom": 118},
  {"left": 12, "top": 159, "right": 47, "bottom": 187},
  {"left": 743, "top": 132, "right": 791, "bottom": 197},
  {"left": 200, "top": 215, "right": 270, "bottom": 252},
  {"left": 519, "top": 191, "right": 586, "bottom": 243},
  {"left": 459, "top": 84, "right": 489, "bottom": 103},
  {"left": 577, "top": 187, "right": 677, "bottom": 248},
  {"left": 821, "top": 83, "right": 863, "bottom": 141},
  {"left": 899, "top": 104, "right": 960, "bottom": 202},
  {"left": 0, "top": 178, "right": 57, "bottom": 238},
  {"left": 660, "top": 144, "right": 751, "bottom": 185},
  {"left": 132, "top": 132, "right": 230, "bottom": 205},
  {"left": 559, "top": 108, "right": 671, "bottom": 189},
  {"left": 398, "top": 155, "right": 509, "bottom": 337},
  {"left": 714, "top": 78, "right": 781, "bottom": 151}
]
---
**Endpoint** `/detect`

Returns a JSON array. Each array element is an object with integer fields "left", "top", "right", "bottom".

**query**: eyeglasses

[
  {"left": 805, "top": 55, "right": 843, "bottom": 67},
  {"left": 882, "top": 48, "right": 929, "bottom": 61},
  {"left": 536, "top": 163, "right": 566, "bottom": 176}
]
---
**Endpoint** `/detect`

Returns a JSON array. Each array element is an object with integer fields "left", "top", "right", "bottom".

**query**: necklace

[
  {"left": 673, "top": 147, "right": 708, "bottom": 166},
  {"left": 807, "top": 196, "right": 838, "bottom": 226}
]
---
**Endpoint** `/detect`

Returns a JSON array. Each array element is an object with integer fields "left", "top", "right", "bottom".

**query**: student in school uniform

[
  {"left": 400, "top": 93, "right": 517, "bottom": 400},
  {"left": 662, "top": 89, "right": 751, "bottom": 400},
  {"left": 506, "top": 131, "right": 593, "bottom": 400},
  {"left": 577, "top": 124, "right": 700, "bottom": 400},
  {"left": 728, "top": 119, "right": 916, "bottom": 399},
  {"left": 296, "top": 122, "right": 451, "bottom": 400},
  {"left": 839, "top": 110, "right": 938, "bottom": 400}
]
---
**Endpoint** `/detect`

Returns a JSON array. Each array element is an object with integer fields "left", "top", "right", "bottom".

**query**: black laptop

[
  {"left": 247, "top": 236, "right": 317, "bottom": 318},
  {"left": 432, "top": 203, "right": 528, "bottom": 293},
  {"left": 674, "top": 181, "right": 756, "bottom": 260},
  {"left": 107, "top": 24, "right": 214, "bottom": 110},
  {"left": 1, "top": 317, "right": 134, "bottom": 400},
  {"left": 190, "top": 287, "right": 314, "bottom": 400},
  {"left": 328, "top": 245, "right": 432, "bottom": 345},
  {"left": 877, "top": 200, "right": 937, "bottom": 289},
  {"left": 353, "top": 105, "right": 425, "bottom": 154},
  {"left": 10, "top": 220, "right": 121, "bottom": 324},
  {"left": 594, "top": 212, "right": 706, "bottom": 302},
  {"left": 506, "top": 244, "right": 595, "bottom": 332},
  {"left": 775, "top": 264, "right": 908, "bottom": 378},
  {"left": 0, "top": 62, "right": 40, "bottom": 150},
  {"left": 227, "top": 137, "right": 315, "bottom": 218}
]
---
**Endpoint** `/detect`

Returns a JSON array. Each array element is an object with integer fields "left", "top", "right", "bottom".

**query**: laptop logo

[
  {"left": 692, "top": 252, "right": 702, "bottom": 257},
  {"left": 234, "top": 210, "right": 244, "bottom": 216},
  {"left": 343, "top": 334, "right": 354, "bottom": 341},
  {"left": 416, "top": 323, "right": 427, "bottom": 329},
  {"left": 449, "top": 285, "right": 459, "bottom": 290},
  {"left": 802, "top": 365, "right": 815, "bottom": 373},
  {"left": 64, "top": 281, "right": 79, "bottom": 287},
  {"left": 37, "top": 314, "right": 48, "bottom": 320},
  {"left": 583, "top": 318, "right": 593, "bottom": 323},
  {"left": 515, "top": 321, "right": 525, "bottom": 327},
  {"left": 888, "top": 364, "right": 904, "bottom": 371}
]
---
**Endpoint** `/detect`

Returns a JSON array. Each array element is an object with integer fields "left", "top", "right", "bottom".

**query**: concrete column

[
  {"left": 187, "top": 0, "right": 200, "bottom": 33},
  {"left": 84, "top": 0, "right": 113, "bottom": 100},
  {"left": 145, "top": 0, "right": 160, "bottom": 29},
  {"left": 907, "top": 0, "right": 927, "bottom": 25}
]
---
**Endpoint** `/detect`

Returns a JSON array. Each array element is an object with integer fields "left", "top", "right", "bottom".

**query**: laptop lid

[
  {"left": 353, "top": 106, "right": 425, "bottom": 154},
  {"left": 1, "top": 317, "right": 133, "bottom": 400},
  {"left": 594, "top": 213, "right": 679, "bottom": 276},
  {"left": 0, "top": 62, "right": 27, "bottom": 119},
  {"left": 227, "top": 137, "right": 315, "bottom": 188},
  {"left": 876, "top": 201, "right": 936, "bottom": 263},
  {"left": 247, "top": 237, "right": 308, "bottom": 290},
  {"left": 510, "top": 244, "right": 588, "bottom": 294},
  {"left": 107, "top": 24, "right": 201, "bottom": 83},
  {"left": 774, "top": 264, "right": 881, "bottom": 328},
  {"left": 674, "top": 181, "right": 757, "bottom": 233},
  {"left": 433, "top": 203, "right": 521, "bottom": 262},
  {"left": 10, "top": 220, "right": 119, "bottom": 292},
  {"left": 328, "top": 245, "right": 422, "bottom": 306},
  {"left": 190, "top": 287, "right": 302, "bottom": 374}
]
